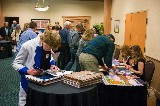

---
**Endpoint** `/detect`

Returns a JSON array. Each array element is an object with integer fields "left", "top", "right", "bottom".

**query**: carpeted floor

[{"left": 0, "top": 55, "right": 20, "bottom": 106}]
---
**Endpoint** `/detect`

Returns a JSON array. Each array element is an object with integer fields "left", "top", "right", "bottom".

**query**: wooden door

[
  {"left": 124, "top": 11, "right": 147, "bottom": 54},
  {"left": 124, "top": 14, "right": 132, "bottom": 46},
  {"left": 131, "top": 12, "right": 147, "bottom": 54}
]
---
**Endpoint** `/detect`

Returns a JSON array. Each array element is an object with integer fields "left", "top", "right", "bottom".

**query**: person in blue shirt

[
  {"left": 16, "top": 21, "right": 37, "bottom": 53},
  {"left": 57, "top": 21, "right": 71, "bottom": 70},
  {"left": 10, "top": 20, "right": 20, "bottom": 34}
]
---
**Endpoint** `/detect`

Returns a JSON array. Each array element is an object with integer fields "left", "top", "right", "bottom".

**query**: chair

[
  {"left": 113, "top": 48, "right": 120, "bottom": 60},
  {"left": 145, "top": 60, "right": 155, "bottom": 97},
  {"left": 145, "top": 60, "right": 155, "bottom": 87}
]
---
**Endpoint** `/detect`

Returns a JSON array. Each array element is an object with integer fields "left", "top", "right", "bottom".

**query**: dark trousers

[
  {"left": 157, "top": 99, "right": 160, "bottom": 106},
  {"left": 57, "top": 43, "right": 70, "bottom": 70},
  {"left": 64, "top": 48, "right": 81, "bottom": 72}
]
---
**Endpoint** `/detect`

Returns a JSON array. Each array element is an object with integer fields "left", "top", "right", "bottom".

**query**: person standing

[
  {"left": 12, "top": 31, "right": 61, "bottom": 106},
  {"left": 65, "top": 23, "right": 85, "bottom": 71},
  {"left": 58, "top": 21, "right": 71, "bottom": 70},
  {"left": 73, "top": 28, "right": 95, "bottom": 71},
  {"left": 0, "top": 22, "right": 10, "bottom": 40},
  {"left": 10, "top": 20, "right": 20, "bottom": 33},
  {"left": 44, "top": 23, "right": 52, "bottom": 33},
  {"left": 79, "top": 34, "right": 115, "bottom": 72},
  {"left": 16, "top": 21, "right": 37, "bottom": 53},
  {"left": 52, "top": 21, "right": 62, "bottom": 30},
  {"left": 11, "top": 24, "right": 21, "bottom": 52}
]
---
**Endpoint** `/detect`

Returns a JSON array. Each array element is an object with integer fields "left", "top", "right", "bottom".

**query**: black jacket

[{"left": 0, "top": 26, "right": 10, "bottom": 38}]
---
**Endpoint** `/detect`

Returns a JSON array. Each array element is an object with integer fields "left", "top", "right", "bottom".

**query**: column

[
  {"left": 0, "top": 0, "right": 4, "bottom": 27},
  {"left": 104, "top": 0, "right": 112, "bottom": 34}
]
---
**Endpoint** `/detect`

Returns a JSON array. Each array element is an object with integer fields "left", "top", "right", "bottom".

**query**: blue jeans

[
  {"left": 74, "top": 55, "right": 81, "bottom": 72},
  {"left": 65, "top": 48, "right": 77, "bottom": 71}
]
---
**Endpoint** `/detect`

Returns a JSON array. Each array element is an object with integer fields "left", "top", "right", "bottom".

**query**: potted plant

[{"left": 93, "top": 23, "right": 104, "bottom": 35}]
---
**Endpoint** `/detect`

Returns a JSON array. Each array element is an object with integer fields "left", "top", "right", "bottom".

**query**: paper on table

[
  {"left": 128, "top": 79, "right": 139, "bottom": 86},
  {"left": 47, "top": 70, "right": 73, "bottom": 76}
]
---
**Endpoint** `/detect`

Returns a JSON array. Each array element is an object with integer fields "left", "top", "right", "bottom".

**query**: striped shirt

[{"left": 16, "top": 28, "right": 37, "bottom": 52}]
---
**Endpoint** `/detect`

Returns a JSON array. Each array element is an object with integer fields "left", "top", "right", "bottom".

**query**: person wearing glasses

[{"left": 12, "top": 31, "right": 61, "bottom": 106}]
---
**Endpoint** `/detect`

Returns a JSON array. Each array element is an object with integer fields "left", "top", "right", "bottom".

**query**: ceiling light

[{"left": 35, "top": 0, "right": 49, "bottom": 12}]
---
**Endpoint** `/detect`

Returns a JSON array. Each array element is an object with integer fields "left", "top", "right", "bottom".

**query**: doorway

[{"left": 5, "top": 17, "right": 19, "bottom": 28}]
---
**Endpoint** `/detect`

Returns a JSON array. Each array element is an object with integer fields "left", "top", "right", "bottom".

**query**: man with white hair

[
  {"left": 58, "top": 21, "right": 71, "bottom": 70},
  {"left": 10, "top": 20, "right": 20, "bottom": 33}
]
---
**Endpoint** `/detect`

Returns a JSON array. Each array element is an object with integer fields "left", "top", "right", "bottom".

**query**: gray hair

[{"left": 64, "top": 21, "right": 71, "bottom": 27}]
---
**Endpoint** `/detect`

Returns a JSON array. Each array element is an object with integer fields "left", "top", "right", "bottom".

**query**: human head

[
  {"left": 130, "top": 45, "right": 143, "bottom": 58},
  {"left": 4, "top": 22, "right": 9, "bottom": 27},
  {"left": 120, "top": 45, "right": 131, "bottom": 58},
  {"left": 106, "top": 34, "right": 115, "bottom": 42},
  {"left": 40, "top": 31, "right": 61, "bottom": 51},
  {"left": 52, "top": 25, "right": 60, "bottom": 31},
  {"left": 13, "top": 20, "right": 17, "bottom": 25},
  {"left": 82, "top": 29, "right": 95, "bottom": 41},
  {"left": 45, "top": 23, "right": 52, "bottom": 31},
  {"left": 64, "top": 21, "right": 71, "bottom": 29},
  {"left": 15, "top": 24, "right": 21, "bottom": 30},
  {"left": 76, "top": 23, "right": 85, "bottom": 33},
  {"left": 55, "top": 22, "right": 59, "bottom": 25},
  {"left": 23, "top": 23, "right": 29, "bottom": 31},
  {"left": 29, "top": 21, "right": 37, "bottom": 31}
]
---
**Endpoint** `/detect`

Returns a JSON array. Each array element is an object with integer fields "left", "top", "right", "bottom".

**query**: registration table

[
  {"left": 97, "top": 70, "right": 147, "bottom": 106},
  {"left": 26, "top": 81, "right": 99, "bottom": 106}
]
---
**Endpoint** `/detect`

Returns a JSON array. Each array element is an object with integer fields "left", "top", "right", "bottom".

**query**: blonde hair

[
  {"left": 40, "top": 31, "right": 61, "bottom": 51},
  {"left": 76, "top": 22, "right": 85, "bottom": 33},
  {"left": 82, "top": 29, "right": 95, "bottom": 41},
  {"left": 45, "top": 23, "right": 52, "bottom": 32},
  {"left": 121, "top": 45, "right": 131, "bottom": 57},
  {"left": 22, "top": 23, "right": 29, "bottom": 31},
  {"left": 15, "top": 25, "right": 21, "bottom": 34}
]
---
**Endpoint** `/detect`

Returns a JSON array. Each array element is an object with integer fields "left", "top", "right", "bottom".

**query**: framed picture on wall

[
  {"left": 31, "top": 19, "right": 50, "bottom": 29},
  {"left": 114, "top": 20, "right": 120, "bottom": 33}
]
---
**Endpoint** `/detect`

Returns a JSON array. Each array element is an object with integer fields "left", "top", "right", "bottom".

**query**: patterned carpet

[{"left": 0, "top": 55, "right": 20, "bottom": 106}]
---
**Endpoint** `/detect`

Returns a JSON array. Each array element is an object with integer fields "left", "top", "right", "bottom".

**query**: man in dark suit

[{"left": 0, "top": 22, "right": 10, "bottom": 40}]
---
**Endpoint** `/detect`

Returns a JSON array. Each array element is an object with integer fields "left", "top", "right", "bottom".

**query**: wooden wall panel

[
  {"left": 104, "top": 0, "right": 112, "bottom": 34},
  {"left": 62, "top": 16, "right": 91, "bottom": 30},
  {"left": 0, "top": 0, "right": 4, "bottom": 27}
]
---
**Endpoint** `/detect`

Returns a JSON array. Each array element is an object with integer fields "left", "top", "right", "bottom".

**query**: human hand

[
  {"left": 51, "top": 50, "right": 54, "bottom": 55},
  {"left": 50, "top": 65, "right": 60, "bottom": 71},
  {"left": 126, "top": 65, "right": 132, "bottom": 70},
  {"left": 101, "top": 65, "right": 109, "bottom": 71},
  {"left": 27, "top": 68, "right": 42, "bottom": 75}
]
